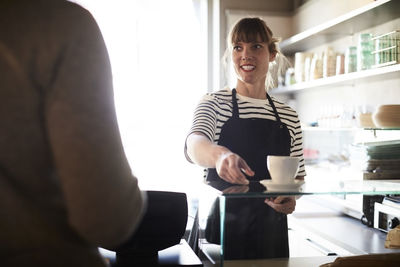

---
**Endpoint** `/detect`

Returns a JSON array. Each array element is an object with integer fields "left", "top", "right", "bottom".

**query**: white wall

[
  {"left": 291, "top": 0, "right": 374, "bottom": 34},
  {"left": 225, "top": 10, "right": 293, "bottom": 41}
]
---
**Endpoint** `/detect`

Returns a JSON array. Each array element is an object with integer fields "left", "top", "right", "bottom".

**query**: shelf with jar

[
  {"left": 273, "top": 63, "right": 400, "bottom": 94},
  {"left": 272, "top": 0, "right": 400, "bottom": 94},
  {"left": 280, "top": 0, "right": 400, "bottom": 55},
  {"left": 273, "top": 30, "right": 400, "bottom": 94}
]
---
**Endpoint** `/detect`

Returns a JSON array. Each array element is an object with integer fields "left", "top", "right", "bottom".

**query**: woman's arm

[{"left": 186, "top": 132, "right": 253, "bottom": 184}]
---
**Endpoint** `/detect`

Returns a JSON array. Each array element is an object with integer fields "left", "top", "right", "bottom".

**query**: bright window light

[{"left": 73, "top": 0, "right": 208, "bottom": 196}]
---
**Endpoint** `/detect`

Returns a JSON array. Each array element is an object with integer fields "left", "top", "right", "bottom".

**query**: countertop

[{"left": 288, "top": 196, "right": 400, "bottom": 255}]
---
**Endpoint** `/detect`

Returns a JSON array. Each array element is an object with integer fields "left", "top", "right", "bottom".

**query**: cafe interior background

[{"left": 72, "top": 0, "right": 400, "bottom": 259}]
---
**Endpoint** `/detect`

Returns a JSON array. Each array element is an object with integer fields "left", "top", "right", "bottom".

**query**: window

[{"left": 73, "top": 0, "right": 208, "bottom": 196}]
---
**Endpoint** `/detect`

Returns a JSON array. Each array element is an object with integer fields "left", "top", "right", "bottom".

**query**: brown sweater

[{"left": 0, "top": 0, "right": 144, "bottom": 266}]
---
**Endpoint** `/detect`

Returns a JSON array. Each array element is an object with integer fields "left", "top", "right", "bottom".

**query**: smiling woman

[
  {"left": 73, "top": 0, "right": 208, "bottom": 194},
  {"left": 184, "top": 17, "right": 306, "bottom": 260}
]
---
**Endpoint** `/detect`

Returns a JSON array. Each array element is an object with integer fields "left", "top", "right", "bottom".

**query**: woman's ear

[{"left": 269, "top": 51, "right": 277, "bottom": 62}]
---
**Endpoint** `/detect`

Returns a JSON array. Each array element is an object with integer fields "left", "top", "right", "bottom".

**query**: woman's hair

[{"left": 223, "top": 17, "right": 289, "bottom": 91}]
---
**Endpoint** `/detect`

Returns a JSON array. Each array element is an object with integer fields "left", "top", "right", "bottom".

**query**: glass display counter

[{"left": 200, "top": 179, "right": 400, "bottom": 266}]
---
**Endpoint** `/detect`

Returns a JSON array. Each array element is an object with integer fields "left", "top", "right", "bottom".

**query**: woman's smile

[{"left": 241, "top": 64, "right": 256, "bottom": 72}]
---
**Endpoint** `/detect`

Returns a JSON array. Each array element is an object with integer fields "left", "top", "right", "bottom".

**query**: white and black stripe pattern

[{"left": 188, "top": 87, "right": 306, "bottom": 176}]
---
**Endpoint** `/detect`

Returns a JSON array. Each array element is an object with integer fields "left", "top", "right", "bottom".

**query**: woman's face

[{"left": 232, "top": 38, "right": 275, "bottom": 87}]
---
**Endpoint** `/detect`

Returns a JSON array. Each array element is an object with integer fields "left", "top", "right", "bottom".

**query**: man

[{"left": 0, "top": 0, "right": 145, "bottom": 266}]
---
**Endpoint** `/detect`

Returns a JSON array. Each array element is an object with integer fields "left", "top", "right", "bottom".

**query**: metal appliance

[{"left": 374, "top": 196, "right": 400, "bottom": 232}]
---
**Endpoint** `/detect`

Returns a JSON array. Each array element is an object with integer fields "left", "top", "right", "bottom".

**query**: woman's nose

[
  {"left": 241, "top": 55, "right": 252, "bottom": 61},
  {"left": 241, "top": 47, "right": 252, "bottom": 60}
]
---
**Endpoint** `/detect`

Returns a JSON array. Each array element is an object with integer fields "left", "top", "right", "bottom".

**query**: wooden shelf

[
  {"left": 272, "top": 63, "right": 400, "bottom": 94},
  {"left": 280, "top": 0, "right": 400, "bottom": 55}
]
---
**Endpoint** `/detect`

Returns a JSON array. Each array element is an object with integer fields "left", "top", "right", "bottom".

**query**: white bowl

[{"left": 267, "top": 155, "right": 300, "bottom": 184}]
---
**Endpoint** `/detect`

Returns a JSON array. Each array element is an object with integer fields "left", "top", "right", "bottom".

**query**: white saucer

[{"left": 259, "top": 180, "right": 305, "bottom": 192}]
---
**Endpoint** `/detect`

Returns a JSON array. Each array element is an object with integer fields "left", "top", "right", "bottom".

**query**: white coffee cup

[{"left": 267, "top": 155, "right": 300, "bottom": 184}]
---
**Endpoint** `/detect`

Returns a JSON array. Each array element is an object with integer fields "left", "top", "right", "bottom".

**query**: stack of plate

[
  {"left": 362, "top": 140, "right": 400, "bottom": 180},
  {"left": 373, "top": 105, "right": 400, "bottom": 128},
  {"left": 364, "top": 140, "right": 400, "bottom": 159}
]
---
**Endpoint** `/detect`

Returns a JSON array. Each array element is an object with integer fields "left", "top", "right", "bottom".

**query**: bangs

[{"left": 230, "top": 18, "right": 270, "bottom": 44}]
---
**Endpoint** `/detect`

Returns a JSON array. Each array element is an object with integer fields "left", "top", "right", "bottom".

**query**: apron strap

[
  {"left": 231, "top": 89, "right": 239, "bottom": 118},
  {"left": 266, "top": 93, "right": 282, "bottom": 124},
  {"left": 232, "top": 89, "right": 282, "bottom": 125}
]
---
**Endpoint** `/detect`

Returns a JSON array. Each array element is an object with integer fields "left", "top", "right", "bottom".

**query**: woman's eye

[
  {"left": 254, "top": 44, "right": 262, "bottom": 49},
  {"left": 233, "top": 46, "right": 242, "bottom": 51}
]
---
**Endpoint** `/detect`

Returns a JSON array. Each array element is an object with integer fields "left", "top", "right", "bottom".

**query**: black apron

[{"left": 205, "top": 88, "right": 291, "bottom": 260}]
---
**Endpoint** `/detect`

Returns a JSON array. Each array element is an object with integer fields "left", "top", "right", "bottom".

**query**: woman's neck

[{"left": 235, "top": 81, "right": 267, "bottom": 99}]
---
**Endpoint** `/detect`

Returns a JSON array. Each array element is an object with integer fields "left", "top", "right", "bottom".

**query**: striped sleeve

[
  {"left": 188, "top": 94, "right": 218, "bottom": 141},
  {"left": 290, "top": 118, "right": 306, "bottom": 176},
  {"left": 184, "top": 94, "right": 218, "bottom": 163}
]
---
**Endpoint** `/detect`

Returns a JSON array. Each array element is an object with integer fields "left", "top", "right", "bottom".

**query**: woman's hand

[
  {"left": 186, "top": 133, "right": 254, "bottom": 184},
  {"left": 264, "top": 196, "right": 296, "bottom": 214},
  {"left": 222, "top": 185, "right": 249, "bottom": 194},
  {"left": 216, "top": 151, "right": 254, "bottom": 185}
]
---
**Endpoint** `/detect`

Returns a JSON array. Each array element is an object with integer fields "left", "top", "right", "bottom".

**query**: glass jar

[
  {"left": 373, "top": 30, "right": 400, "bottom": 67},
  {"left": 345, "top": 46, "right": 357, "bottom": 73},
  {"left": 358, "top": 33, "right": 374, "bottom": 71}
]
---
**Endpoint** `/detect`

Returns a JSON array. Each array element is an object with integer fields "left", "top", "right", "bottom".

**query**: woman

[{"left": 185, "top": 17, "right": 306, "bottom": 259}]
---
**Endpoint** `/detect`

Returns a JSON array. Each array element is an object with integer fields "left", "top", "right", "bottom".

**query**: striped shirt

[{"left": 186, "top": 87, "right": 306, "bottom": 177}]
